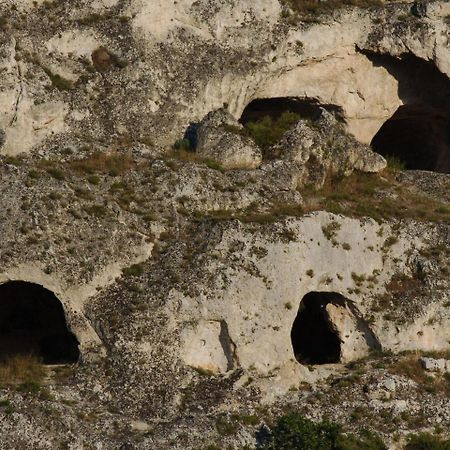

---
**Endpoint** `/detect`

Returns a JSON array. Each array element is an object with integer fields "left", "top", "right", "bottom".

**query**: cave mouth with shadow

[
  {"left": 291, "top": 292, "right": 344, "bottom": 365},
  {"left": 239, "top": 97, "right": 344, "bottom": 126},
  {"left": 371, "top": 104, "right": 450, "bottom": 174},
  {"left": 0, "top": 281, "right": 80, "bottom": 365},
  {"left": 362, "top": 51, "right": 450, "bottom": 174}
]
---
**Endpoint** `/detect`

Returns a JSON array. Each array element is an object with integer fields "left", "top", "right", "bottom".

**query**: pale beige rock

[
  {"left": 327, "top": 303, "right": 371, "bottom": 363},
  {"left": 181, "top": 320, "right": 229, "bottom": 374},
  {"left": 195, "top": 108, "right": 262, "bottom": 169}
]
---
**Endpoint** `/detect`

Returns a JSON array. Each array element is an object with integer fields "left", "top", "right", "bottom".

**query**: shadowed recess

[
  {"left": 371, "top": 104, "right": 450, "bottom": 173},
  {"left": 0, "top": 281, "right": 79, "bottom": 364},
  {"left": 361, "top": 50, "right": 450, "bottom": 173},
  {"left": 239, "top": 97, "right": 344, "bottom": 125},
  {"left": 291, "top": 292, "right": 343, "bottom": 365}
]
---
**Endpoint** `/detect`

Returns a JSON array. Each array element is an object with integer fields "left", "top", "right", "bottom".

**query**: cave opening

[
  {"left": 239, "top": 97, "right": 344, "bottom": 125},
  {"left": 291, "top": 292, "right": 343, "bottom": 365},
  {"left": 0, "top": 281, "right": 80, "bottom": 364},
  {"left": 371, "top": 104, "right": 450, "bottom": 173},
  {"left": 363, "top": 51, "right": 450, "bottom": 174}
]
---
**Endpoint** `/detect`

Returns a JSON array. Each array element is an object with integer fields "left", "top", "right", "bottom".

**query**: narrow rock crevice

[
  {"left": 219, "top": 320, "right": 238, "bottom": 371},
  {"left": 10, "top": 40, "right": 24, "bottom": 128}
]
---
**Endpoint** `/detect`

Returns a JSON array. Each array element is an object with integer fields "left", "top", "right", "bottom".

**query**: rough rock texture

[
  {"left": 0, "top": 0, "right": 449, "bottom": 154},
  {"left": 270, "top": 109, "right": 386, "bottom": 187},
  {"left": 420, "top": 357, "right": 450, "bottom": 372},
  {"left": 195, "top": 108, "right": 262, "bottom": 169},
  {"left": 0, "top": 1, "right": 448, "bottom": 449}
]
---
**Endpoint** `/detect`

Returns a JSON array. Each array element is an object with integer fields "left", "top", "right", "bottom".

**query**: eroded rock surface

[
  {"left": 0, "top": 1, "right": 449, "bottom": 449},
  {"left": 195, "top": 108, "right": 262, "bottom": 169}
]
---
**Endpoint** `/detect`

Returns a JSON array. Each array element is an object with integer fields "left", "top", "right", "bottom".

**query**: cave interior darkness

[
  {"left": 291, "top": 292, "right": 344, "bottom": 365},
  {"left": 0, "top": 281, "right": 80, "bottom": 364},
  {"left": 363, "top": 52, "right": 450, "bottom": 174},
  {"left": 371, "top": 103, "right": 450, "bottom": 173},
  {"left": 239, "top": 97, "right": 344, "bottom": 126}
]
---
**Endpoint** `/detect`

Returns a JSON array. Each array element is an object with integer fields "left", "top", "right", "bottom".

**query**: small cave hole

[
  {"left": 0, "top": 281, "right": 80, "bottom": 364},
  {"left": 291, "top": 292, "right": 344, "bottom": 365},
  {"left": 238, "top": 97, "right": 343, "bottom": 154}
]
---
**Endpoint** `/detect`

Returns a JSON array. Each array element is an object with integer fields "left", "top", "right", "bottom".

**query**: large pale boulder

[
  {"left": 270, "top": 109, "right": 386, "bottom": 188},
  {"left": 195, "top": 108, "right": 262, "bottom": 170},
  {"left": 181, "top": 320, "right": 232, "bottom": 374}
]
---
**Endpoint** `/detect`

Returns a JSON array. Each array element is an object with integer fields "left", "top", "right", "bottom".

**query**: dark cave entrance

[
  {"left": 0, "top": 281, "right": 80, "bottom": 364},
  {"left": 291, "top": 292, "right": 343, "bottom": 365},
  {"left": 363, "top": 51, "right": 450, "bottom": 174},
  {"left": 239, "top": 97, "right": 343, "bottom": 125},
  {"left": 371, "top": 104, "right": 450, "bottom": 173}
]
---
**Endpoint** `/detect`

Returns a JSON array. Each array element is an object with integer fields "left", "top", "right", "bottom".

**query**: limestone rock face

[
  {"left": 195, "top": 109, "right": 262, "bottom": 169},
  {"left": 420, "top": 357, "right": 450, "bottom": 372},
  {"left": 1, "top": 0, "right": 450, "bottom": 155},
  {"left": 181, "top": 320, "right": 233, "bottom": 374},
  {"left": 0, "top": 1, "right": 449, "bottom": 448},
  {"left": 270, "top": 110, "right": 386, "bottom": 188}
]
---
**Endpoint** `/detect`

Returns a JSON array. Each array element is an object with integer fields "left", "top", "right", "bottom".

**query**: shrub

[
  {"left": 270, "top": 413, "right": 340, "bottom": 449},
  {"left": 269, "top": 413, "right": 387, "bottom": 450},
  {"left": 215, "top": 415, "right": 239, "bottom": 436},
  {"left": 173, "top": 138, "right": 192, "bottom": 151},
  {"left": 385, "top": 156, "right": 406, "bottom": 172},
  {"left": 122, "top": 263, "right": 144, "bottom": 277},
  {"left": 46, "top": 167, "right": 65, "bottom": 180},
  {"left": 405, "top": 432, "right": 450, "bottom": 450},
  {"left": 245, "top": 111, "right": 300, "bottom": 151},
  {"left": 83, "top": 204, "right": 107, "bottom": 218},
  {"left": 43, "top": 68, "right": 72, "bottom": 91}
]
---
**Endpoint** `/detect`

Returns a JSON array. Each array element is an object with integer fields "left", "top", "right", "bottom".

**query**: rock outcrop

[
  {"left": 269, "top": 109, "right": 386, "bottom": 187},
  {"left": 195, "top": 108, "right": 262, "bottom": 169}
]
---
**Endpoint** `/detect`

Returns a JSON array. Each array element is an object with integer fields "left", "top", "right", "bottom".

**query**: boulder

[
  {"left": 195, "top": 109, "right": 262, "bottom": 170},
  {"left": 420, "top": 357, "right": 450, "bottom": 372},
  {"left": 269, "top": 109, "right": 386, "bottom": 188}
]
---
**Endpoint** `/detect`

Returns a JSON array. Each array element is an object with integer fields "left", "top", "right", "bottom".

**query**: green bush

[
  {"left": 337, "top": 429, "right": 387, "bottom": 450},
  {"left": 268, "top": 413, "right": 387, "bottom": 450},
  {"left": 270, "top": 413, "right": 340, "bottom": 449},
  {"left": 173, "top": 138, "right": 192, "bottom": 151},
  {"left": 405, "top": 433, "right": 450, "bottom": 450},
  {"left": 122, "top": 263, "right": 144, "bottom": 277},
  {"left": 385, "top": 156, "right": 405, "bottom": 172},
  {"left": 245, "top": 111, "right": 300, "bottom": 151}
]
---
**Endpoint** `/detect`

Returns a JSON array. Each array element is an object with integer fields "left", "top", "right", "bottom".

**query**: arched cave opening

[
  {"left": 239, "top": 97, "right": 343, "bottom": 125},
  {"left": 362, "top": 51, "right": 450, "bottom": 173},
  {"left": 371, "top": 104, "right": 450, "bottom": 173},
  {"left": 0, "top": 281, "right": 80, "bottom": 364},
  {"left": 291, "top": 292, "right": 344, "bottom": 365}
]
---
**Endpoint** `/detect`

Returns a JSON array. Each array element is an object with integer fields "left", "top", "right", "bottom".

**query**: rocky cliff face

[
  {"left": 0, "top": 0, "right": 450, "bottom": 155},
  {"left": 0, "top": 1, "right": 449, "bottom": 449}
]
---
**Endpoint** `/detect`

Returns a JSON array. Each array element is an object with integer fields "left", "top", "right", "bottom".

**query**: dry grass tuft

[
  {"left": 0, "top": 354, "right": 47, "bottom": 386},
  {"left": 389, "top": 353, "right": 450, "bottom": 396},
  {"left": 303, "top": 171, "right": 450, "bottom": 224},
  {"left": 68, "top": 151, "right": 135, "bottom": 176}
]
